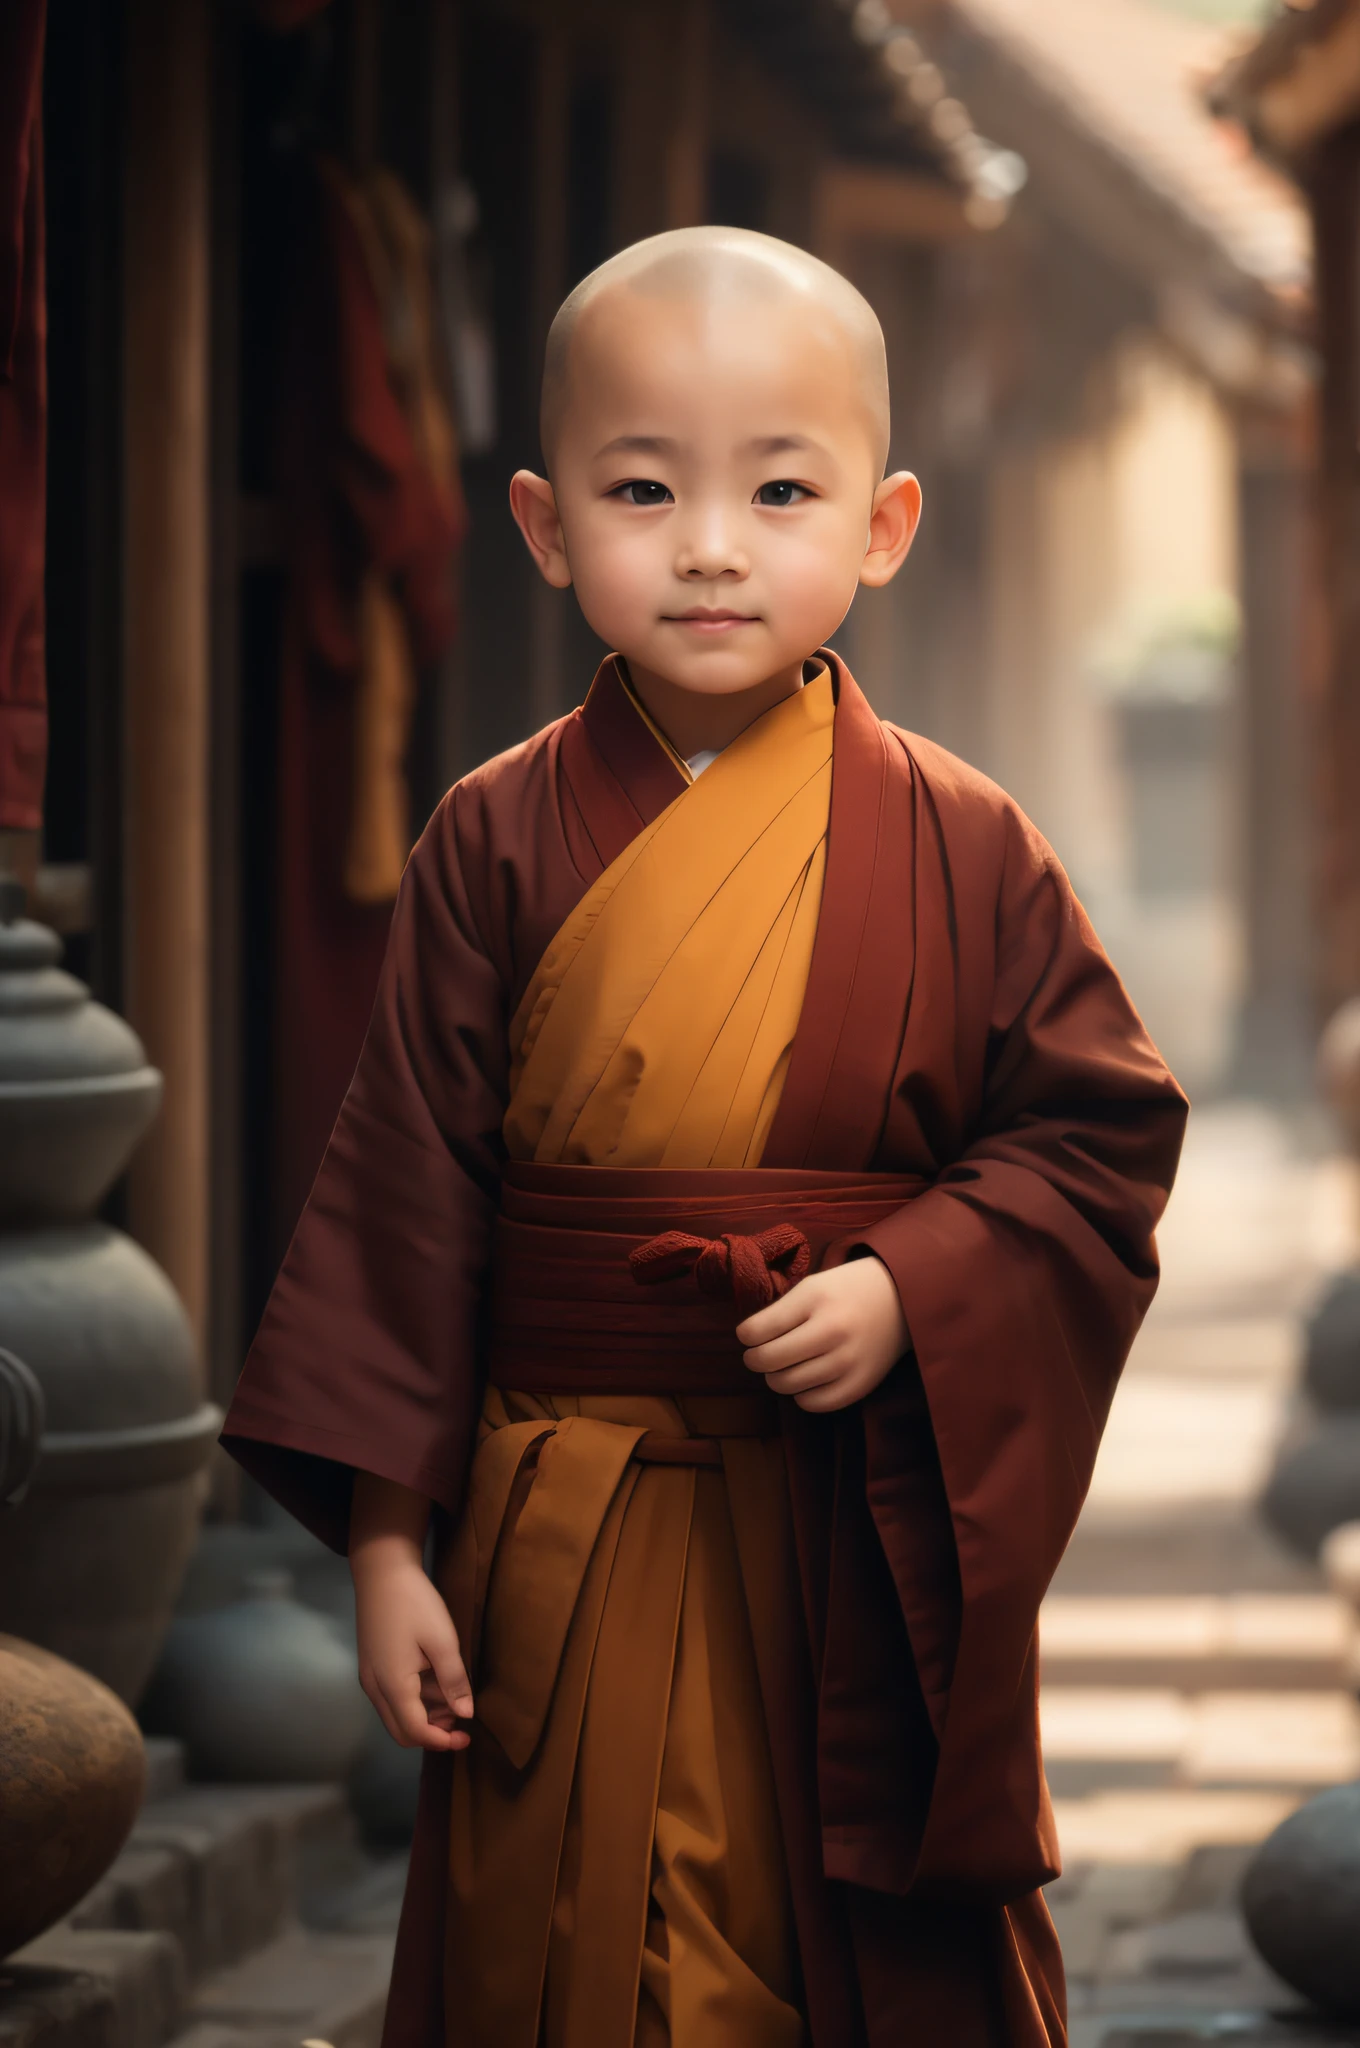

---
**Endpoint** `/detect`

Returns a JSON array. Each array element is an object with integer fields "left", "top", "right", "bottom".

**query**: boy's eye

[
  {"left": 755, "top": 480, "right": 810, "bottom": 507},
  {"left": 614, "top": 479, "right": 673, "bottom": 506}
]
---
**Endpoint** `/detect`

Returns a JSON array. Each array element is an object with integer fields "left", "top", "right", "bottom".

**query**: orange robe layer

[
  {"left": 222, "top": 652, "right": 1189, "bottom": 2048},
  {"left": 444, "top": 675, "right": 834, "bottom": 2045}
]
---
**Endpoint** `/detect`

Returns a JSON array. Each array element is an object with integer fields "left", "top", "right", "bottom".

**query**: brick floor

[{"left": 1042, "top": 1103, "right": 1360, "bottom": 2042}]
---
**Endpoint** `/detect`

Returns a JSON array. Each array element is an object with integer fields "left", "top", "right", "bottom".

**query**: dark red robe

[
  {"left": 272, "top": 153, "right": 464, "bottom": 1250},
  {"left": 224, "top": 653, "right": 1188, "bottom": 2047}
]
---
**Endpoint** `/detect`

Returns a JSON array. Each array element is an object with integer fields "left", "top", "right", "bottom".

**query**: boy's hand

[
  {"left": 350, "top": 1473, "right": 474, "bottom": 1751},
  {"left": 737, "top": 1255, "right": 910, "bottom": 1412}
]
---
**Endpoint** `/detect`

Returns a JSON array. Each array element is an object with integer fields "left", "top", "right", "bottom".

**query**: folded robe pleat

[{"left": 443, "top": 1396, "right": 802, "bottom": 2048}]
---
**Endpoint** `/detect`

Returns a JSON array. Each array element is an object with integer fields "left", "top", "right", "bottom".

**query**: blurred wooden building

[
  {"left": 876, "top": 0, "right": 1316, "bottom": 1100},
  {"left": 1211, "top": 0, "right": 1360, "bottom": 1026},
  {"left": 26, "top": 0, "right": 1017, "bottom": 1412}
]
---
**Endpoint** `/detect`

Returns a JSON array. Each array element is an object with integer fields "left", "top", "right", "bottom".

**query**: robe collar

[
  {"left": 763, "top": 651, "right": 917, "bottom": 1172},
  {"left": 561, "top": 648, "right": 918, "bottom": 1175},
  {"left": 559, "top": 657, "right": 687, "bottom": 874}
]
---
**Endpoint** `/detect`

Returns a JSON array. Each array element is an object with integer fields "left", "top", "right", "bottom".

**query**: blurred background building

[
  {"left": 7, "top": 0, "right": 1048, "bottom": 1417},
  {"left": 3, "top": 0, "right": 1328, "bottom": 1419},
  {"left": 11, "top": 1, "right": 1360, "bottom": 2038}
]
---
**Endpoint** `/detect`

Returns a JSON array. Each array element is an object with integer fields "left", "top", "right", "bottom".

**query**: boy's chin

[{"left": 626, "top": 642, "right": 810, "bottom": 698}]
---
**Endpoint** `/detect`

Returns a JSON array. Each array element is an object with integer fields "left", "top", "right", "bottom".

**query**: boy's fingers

[
  {"left": 418, "top": 1674, "right": 457, "bottom": 1729},
  {"left": 735, "top": 1287, "right": 812, "bottom": 1348},
  {"left": 794, "top": 1378, "right": 860, "bottom": 1413},
  {"left": 765, "top": 1354, "right": 841, "bottom": 1397},
  {"left": 376, "top": 1669, "right": 448, "bottom": 1749},
  {"left": 743, "top": 1321, "right": 831, "bottom": 1376},
  {"left": 369, "top": 1674, "right": 419, "bottom": 1748},
  {"left": 423, "top": 1647, "right": 475, "bottom": 1718},
  {"left": 363, "top": 1681, "right": 407, "bottom": 1749}
]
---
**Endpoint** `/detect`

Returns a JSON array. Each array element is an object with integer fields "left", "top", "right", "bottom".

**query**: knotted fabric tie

[{"left": 628, "top": 1224, "right": 812, "bottom": 1321}]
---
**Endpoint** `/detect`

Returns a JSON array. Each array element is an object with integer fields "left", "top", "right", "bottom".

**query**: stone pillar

[{"left": 121, "top": 0, "right": 210, "bottom": 1356}]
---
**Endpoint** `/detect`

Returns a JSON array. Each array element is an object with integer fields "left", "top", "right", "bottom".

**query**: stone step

[
  {"left": 1, "top": 1782, "right": 385, "bottom": 2048},
  {"left": 168, "top": 1923, "right": 395, "bottom": 2048},
  {"left": 69, "top": 1781, "right": 362, "bottom": 1982},
  {"left": 1040, "top": 1595, "right": 1355, "bottom": 1691},
  {"left": 0, "top": 1928, "right": 186, "bottom": 2048},
  {"left": 1042, "top": 1686, "right": 1360, "bottom": 1798}
]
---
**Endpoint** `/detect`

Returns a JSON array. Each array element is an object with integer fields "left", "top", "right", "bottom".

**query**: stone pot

[
  {"left": 0, "top": 1345, "right": 44, "bottom": 1505},
  {"left": 1304, "top": 1270, "right": 1360, "bottom": 1412},
  {"left": 0, "top": 1633, "right": 146, "bottom": 1959},
  {"left": 1241, "top": 1782, "right": 1360, "bottom": 2016},
  {"left": 171, "top": 1521, "right": 423, "bottom": 1837},
  {"left": 0, "top": 894, "right": 218, "bottom": 1704},
  {"left": 1261, "top": 1414, "right": 1360, "bottom": 1558},
  {"left": 141, "top": 1570, "right": 371, "bottom": 1783},
  {"left": 0, "top": 1227, "right": 219, "bottom": 1703},
  {"left": 0, "top": 908, "right": 163, "bottom": 1224}
]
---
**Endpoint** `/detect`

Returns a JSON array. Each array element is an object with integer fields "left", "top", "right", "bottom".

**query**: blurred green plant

[
  {"left": 1091, "top": 589, "right": 1240, "bottom": 702},
  {"left": 1143, "top": 0, "right": 1271, "bottom": 21}
]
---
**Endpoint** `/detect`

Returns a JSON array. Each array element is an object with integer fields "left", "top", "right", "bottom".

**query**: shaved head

[{"left": 541, "top": 226, "right": 890, "bottom": 474}]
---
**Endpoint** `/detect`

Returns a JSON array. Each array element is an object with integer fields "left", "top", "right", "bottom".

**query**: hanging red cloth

[
  {"left": 272, "top": 154, "right": 465, "bottom": 1253},
  {"left": 0, "top": 0, "right": 47, "bottom": 834}
]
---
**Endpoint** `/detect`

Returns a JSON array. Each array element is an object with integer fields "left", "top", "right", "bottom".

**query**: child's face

[{"left": 514, "top": 287, "right": 920, "bottom": 699}]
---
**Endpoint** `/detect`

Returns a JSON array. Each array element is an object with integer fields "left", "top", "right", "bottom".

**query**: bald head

[{"left": 541, "top": 226, "right": 890, "bottom": 474}]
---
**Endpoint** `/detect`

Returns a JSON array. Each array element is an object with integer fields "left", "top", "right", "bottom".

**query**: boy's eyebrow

[
  {"left": 593, "top": 430, "right": 834, "bottom": 463},
  {"left": 595, "top": 434, "right": 680, "bottom": 458},
  {"left": 744, "top": 433, "right": 823, "bottom": 456}
]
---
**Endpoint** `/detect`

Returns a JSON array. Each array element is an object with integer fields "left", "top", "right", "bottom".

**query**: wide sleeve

[
  {"left": 858, "top": 797, "right": 1188, "bottom": 1897},
  {"left": 220, "top": 784, "right": 509, "bottom": 1552}
]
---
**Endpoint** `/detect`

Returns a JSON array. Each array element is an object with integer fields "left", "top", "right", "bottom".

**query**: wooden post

[
  {"left": 1311, "top": 124, "right": 1360, "bottom": 1015},
  {"left": 350, "top": 0, "right": 380, "bottom": 176},
  {"left": 529, "top": 18, "right": 570, "bottom": 728},
  {"left": 429, "top": 0, "right": 468, "bottom": 788},
  {"left": 1232, "top": 403, "right": 1318, "bottom": 1095},
  {"left": 122, "top": 0, "right": 211, "bottom": 1360},
  {"left": 665, "top": 0, "right": 710, "bottom": 229}
]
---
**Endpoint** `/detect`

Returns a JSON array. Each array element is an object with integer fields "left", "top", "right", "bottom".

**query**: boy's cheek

[{"left": 571, "top": 541, "right": 669, "bottom": 636}]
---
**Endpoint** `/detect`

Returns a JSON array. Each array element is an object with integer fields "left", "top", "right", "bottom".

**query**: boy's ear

[
  {"left": 859, "top": 471, "right": 923, "bottom": 590},
  {"left": 509, "top": 470, "right": 573, "bottom": 588}
]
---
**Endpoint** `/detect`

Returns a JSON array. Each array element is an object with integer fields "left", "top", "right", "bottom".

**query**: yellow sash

[{"left": 504, "top": 667, "right": 834, "bottom": 1169}]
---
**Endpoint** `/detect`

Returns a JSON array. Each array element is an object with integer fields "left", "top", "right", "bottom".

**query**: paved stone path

[{"left": 1042, "top": 1102, "right": 1360, "bottom": 2042}]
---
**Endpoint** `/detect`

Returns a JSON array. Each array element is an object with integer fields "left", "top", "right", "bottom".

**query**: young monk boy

[{"left": 223, "top": 227, "right": 1188, "bottom": 2048}]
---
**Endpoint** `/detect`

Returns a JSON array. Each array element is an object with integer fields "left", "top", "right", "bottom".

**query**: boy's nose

[{"left": 674, "top": 512, "right": 749, "bottom": 581}]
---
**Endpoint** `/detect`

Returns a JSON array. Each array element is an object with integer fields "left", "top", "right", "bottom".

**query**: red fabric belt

[
  {"left": 487, "top": 1161, "right": 923, "bottom": 1397},
  {"left": 631, "top": 1433, "right": 725, "bottom": 1467}
]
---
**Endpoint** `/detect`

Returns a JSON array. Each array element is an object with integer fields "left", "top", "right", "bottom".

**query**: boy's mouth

[{"left": 665, "top": 608, "right": 759, "bottom": 634}]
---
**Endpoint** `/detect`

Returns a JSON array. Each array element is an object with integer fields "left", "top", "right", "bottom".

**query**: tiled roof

[
  {"left": 920, "top": 0, "right": 1311, "bottom": 303},
  {"left": 1208, "top": 0, "right": 1360, "bottom": 158},
  {"left": 730, "top": 0, "right": 1027, "bottom": 223}
]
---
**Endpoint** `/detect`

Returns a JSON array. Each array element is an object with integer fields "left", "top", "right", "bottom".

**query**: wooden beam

[
  {"left": 812, "top": 162, "right": 975, "bottom": 267},
  {"left": 122, "top": 0, "right": 210, "bottom": 1359},
  {"left": 1256, "top": 2, "right": 1360, "bottom": 157}
]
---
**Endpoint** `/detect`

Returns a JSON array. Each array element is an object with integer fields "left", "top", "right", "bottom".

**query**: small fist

[
  {"left": 352, "top": 1550, "right": 474, "bottom": 1752},
  {"left": 736, "top": 1254, "right": 910, "bottom": 1412}
]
